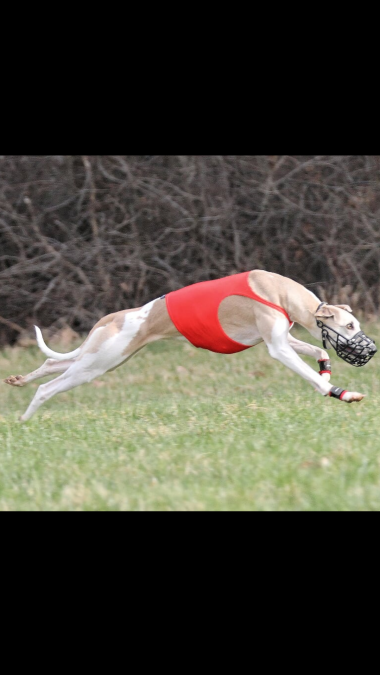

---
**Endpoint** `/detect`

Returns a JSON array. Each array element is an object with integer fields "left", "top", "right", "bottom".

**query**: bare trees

[{"left": 0, "top": 155, "right": 379, "bottom": 345}]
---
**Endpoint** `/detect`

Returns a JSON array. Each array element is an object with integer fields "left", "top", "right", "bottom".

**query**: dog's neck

[{"left": 282, "top": 281, "right": 321, "bottom": 331}]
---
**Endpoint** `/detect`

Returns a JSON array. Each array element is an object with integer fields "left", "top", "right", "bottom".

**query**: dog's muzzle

[{"left": 316, "top": 320, "right": 377, "bottom": 367}]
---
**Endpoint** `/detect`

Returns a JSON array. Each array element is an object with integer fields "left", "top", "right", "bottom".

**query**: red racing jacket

[{"left": 165, "top": 271, "right": 293, "bottom": 354}]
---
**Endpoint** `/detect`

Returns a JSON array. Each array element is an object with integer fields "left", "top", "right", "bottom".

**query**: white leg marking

[
  {"left": 267, "top": 318, "right": 331, "bottom": 396},
  {"left": 20, "top": 369, "right": 91, "bottom": 421},
  {"left": 20, "top": 300, "right": 159, "bottom": 421},
  {"left": 288, "top": 335, "right": 331, "bottom": 381},
  {"left": 4, "top": 359, "right": 73, "bottom": 387},
  {"left": 268, "top": 321, "right": 364, "bottom": 401}
]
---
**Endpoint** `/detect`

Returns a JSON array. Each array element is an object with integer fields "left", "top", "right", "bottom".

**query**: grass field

[{"left": 1, "top": 323, "right": 380, "bottom": 511}]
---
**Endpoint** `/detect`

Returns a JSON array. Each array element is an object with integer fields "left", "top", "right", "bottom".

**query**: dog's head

[{"left": 313, "top": 303, "right": 377, "bottom": 367}]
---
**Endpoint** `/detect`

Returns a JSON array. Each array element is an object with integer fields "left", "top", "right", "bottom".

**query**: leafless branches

[{"left": 0, "top": 155, "right": 380, "bottom": 345}]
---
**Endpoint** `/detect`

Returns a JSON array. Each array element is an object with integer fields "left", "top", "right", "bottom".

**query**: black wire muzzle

[{"left": 316, "top": 319, "right": 377, "bottom": 367}]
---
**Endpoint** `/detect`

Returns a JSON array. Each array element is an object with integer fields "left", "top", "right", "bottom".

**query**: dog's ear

[
  {"left": 334, "top": 304, "right": 353, "bottom": 313},
  {"left": 314, "top": 304, "right": 335, "bottom": 319}
]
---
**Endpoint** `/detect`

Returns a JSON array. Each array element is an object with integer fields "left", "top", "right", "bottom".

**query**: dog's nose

[{"left": 370, "top": 344, "right": 377, "bottom": 354}]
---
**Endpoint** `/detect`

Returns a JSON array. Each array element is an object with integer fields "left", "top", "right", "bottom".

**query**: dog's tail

[{"left": 34, "top": 325, "right": 82, "bottom": 361}]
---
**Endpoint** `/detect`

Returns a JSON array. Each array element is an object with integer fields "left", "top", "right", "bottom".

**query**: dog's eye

[{"left": 346, "top": 323, "right": 354, "bottom": 330}]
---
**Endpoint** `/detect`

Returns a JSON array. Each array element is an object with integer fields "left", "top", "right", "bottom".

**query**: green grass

[{"left": 1, "top": 323, "right": 380, "bottom": 510}]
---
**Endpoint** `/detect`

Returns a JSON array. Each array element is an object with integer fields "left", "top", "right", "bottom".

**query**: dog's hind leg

[
  {"left": 19, "top": 366, "right": 95, "bottom": 422},
  {"left": 18, "top": 343, "right": 147, "bottom": 422},
  {"left": 18, "top": 315, "right": 154, "bottom": 421},
  {"left": 4, "top": 358, "right": 74, "bottom": 387},
  {"left": 18, "top": 297, "right": 179, "bottom": 421}
]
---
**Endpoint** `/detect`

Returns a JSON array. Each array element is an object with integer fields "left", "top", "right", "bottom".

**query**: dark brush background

[{"left": 1, "top": 155, "right": 379, "bottom": 345}]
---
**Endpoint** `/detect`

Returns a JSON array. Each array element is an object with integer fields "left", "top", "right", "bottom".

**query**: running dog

[{"left": 4, "top": 270, "right": 377, "bottom": 421}]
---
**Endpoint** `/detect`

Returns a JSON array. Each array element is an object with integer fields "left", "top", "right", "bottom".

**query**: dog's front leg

[
  {"left": 287, "top": 335, "right": 331, "bottom": 381},
  {"left": 261, "top": 317, "right": 364, "bottom": 402}
]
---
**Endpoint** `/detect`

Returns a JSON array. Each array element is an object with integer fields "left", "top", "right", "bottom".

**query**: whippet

[{"left": 4, "top": 270, "right": 377, "bottom": 422}]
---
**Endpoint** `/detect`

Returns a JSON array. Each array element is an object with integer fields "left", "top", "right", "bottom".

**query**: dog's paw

[
  {"left": 341, "top": 391, "right": 365, "bottom": 403},
  {"left": 4, "top": 374, "right": 25, "bottom": 387}
]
